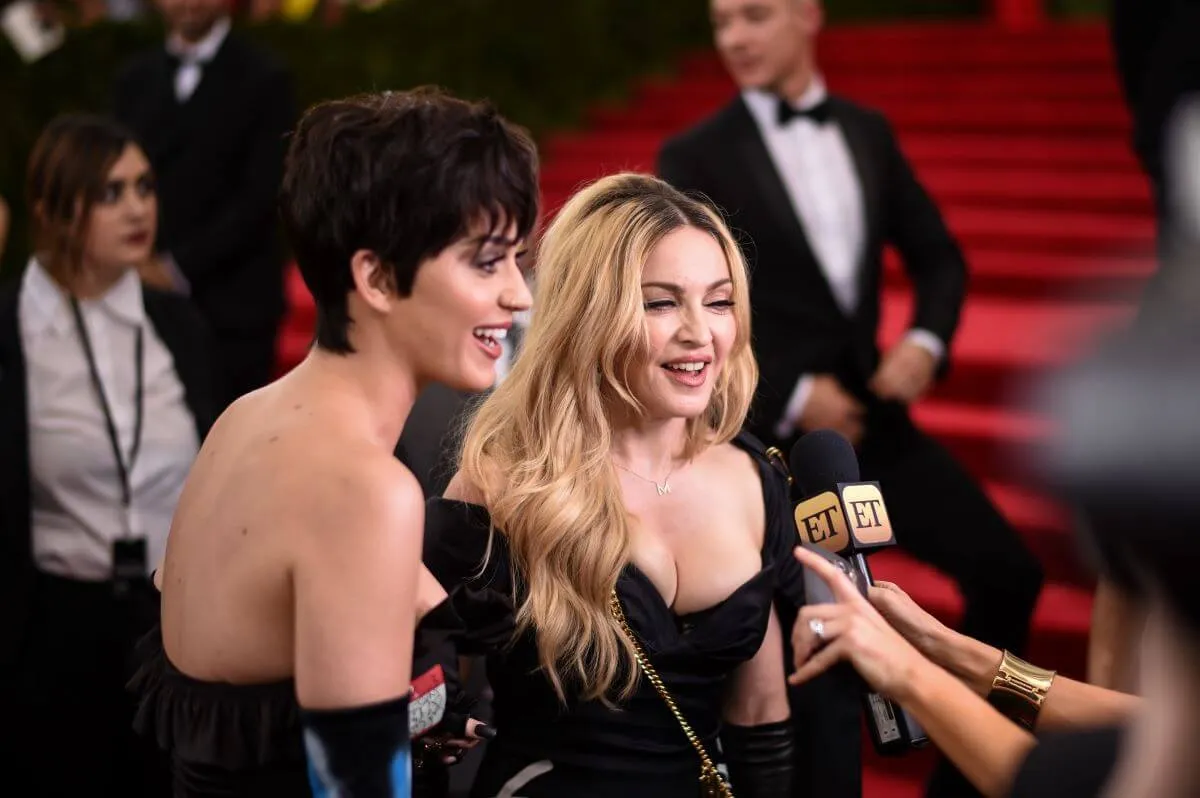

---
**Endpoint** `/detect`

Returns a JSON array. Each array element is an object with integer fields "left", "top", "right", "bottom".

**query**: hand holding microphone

[{"left": 788, "top": 546, "right": 928, "bottom": 701}]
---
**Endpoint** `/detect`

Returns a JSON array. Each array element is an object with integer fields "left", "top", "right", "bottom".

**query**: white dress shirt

[
  {"left": 166, "top": 15, "right": 230, "bottom": 103},
  {"left": 19, "top": 259, "right": 200, "bottom": 581},
  {"left": 741, "top": 80, "right": 945, "bottom": 438}
]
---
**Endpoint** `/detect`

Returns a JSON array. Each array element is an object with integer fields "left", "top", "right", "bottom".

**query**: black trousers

[
  {"left": 856, "top": 410, "right": 1044, "bottom": 657},
  {"left": 861, "top": 411, "right": 1042, "bottom": 798},
  {"left": 3, "top": 571, "right": 168, "bottom": 797}
]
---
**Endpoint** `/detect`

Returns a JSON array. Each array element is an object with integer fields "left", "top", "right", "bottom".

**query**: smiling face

[
  {"left": 632, "top": 225, "right": 738, "bottom": 421},
  {"left": 388, "top": 221, "right": 532, "bottom": 393}
]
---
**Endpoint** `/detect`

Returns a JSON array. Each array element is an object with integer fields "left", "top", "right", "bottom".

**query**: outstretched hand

[{"left": 788, "top": 546, "right": 928, "bottom": 700}]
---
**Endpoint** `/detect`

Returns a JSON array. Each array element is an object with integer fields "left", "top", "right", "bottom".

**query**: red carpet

[{"left": 278, "top": 21, "right": 1155, "bottom": 796}]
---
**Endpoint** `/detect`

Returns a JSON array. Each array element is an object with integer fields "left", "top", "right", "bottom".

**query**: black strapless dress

[
  {"left": 127, "top": 626, "right": 309, "bottom": 796},
  {"left": 128, "top": 595, "right": 467, "bottom": 796},
  {"left": 422, "top": 433, "right": 808, "bottom": 798}
]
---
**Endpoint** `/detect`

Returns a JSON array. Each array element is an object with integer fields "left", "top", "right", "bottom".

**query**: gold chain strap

[{"left": 609, "top": 591, "right": 735, "bottom": 798}]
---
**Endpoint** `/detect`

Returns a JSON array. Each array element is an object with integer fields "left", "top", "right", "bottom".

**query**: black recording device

[{"left": 789, "top": 430, "right": 929, "bottom": 756}]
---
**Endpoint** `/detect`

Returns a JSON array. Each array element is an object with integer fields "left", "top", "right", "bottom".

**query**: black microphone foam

[{"left": 789, "top": 429, "right": 860, "bottom": 499}]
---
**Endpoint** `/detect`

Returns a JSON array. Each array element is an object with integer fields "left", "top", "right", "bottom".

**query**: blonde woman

[{"left": 424, "top": 173, "right": 858, "bottom": 797}]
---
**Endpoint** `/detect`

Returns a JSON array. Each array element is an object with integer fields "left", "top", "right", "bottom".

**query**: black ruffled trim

[{"left": 127, "top": 625, "right": 304, "bottom": 770}]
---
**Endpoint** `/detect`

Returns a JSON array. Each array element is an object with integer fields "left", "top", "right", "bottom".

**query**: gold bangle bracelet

[{"left": 986, "top": 650, "right": 1056, "bottom": 731}]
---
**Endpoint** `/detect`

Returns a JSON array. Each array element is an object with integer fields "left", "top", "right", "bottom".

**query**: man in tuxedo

[
  {"left": 114, "top": 0, "right": 295, "bottom": 409},
  {"left": 659, "top": 2, "right": 1043, "bottom": 794}
]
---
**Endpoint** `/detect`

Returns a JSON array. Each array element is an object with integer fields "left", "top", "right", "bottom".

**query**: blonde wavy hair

[{"left": 459, "top": 173, "right": 758, "bottom": 703}]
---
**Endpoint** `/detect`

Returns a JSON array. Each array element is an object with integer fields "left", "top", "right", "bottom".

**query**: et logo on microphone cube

[
  {"left": 839, "top": 483, "right": 894, "bottom": 548},
  {"left": 793, "top": 491, "right": 850, "bottom": 552}
]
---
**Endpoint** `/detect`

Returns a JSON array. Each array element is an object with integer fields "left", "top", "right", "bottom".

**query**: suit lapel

[
  {"left": 730, "top": 101, "right": 816, "bottom": 257},
  {"left": 728, "top": 99, "right": 847, "bottom": 317}
]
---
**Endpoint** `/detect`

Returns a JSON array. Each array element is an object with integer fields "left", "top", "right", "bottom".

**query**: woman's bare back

[{"left": 159, "top": 376, "right": 411, "bottom": 685}]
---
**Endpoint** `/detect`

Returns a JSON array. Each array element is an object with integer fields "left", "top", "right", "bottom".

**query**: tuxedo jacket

[
  {"left": 0, "top": 276, "right": 217, "bottom": 676},
  {"left": 658, "top": 96, "right": 967, "bottom": 442},
  {"left": 113, "top": 33, "right": 296, "bottom": 335}
]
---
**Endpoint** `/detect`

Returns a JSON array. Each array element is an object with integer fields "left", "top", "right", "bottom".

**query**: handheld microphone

[{"left": 789, "top": 429, "right": 929, "bottom": 756}]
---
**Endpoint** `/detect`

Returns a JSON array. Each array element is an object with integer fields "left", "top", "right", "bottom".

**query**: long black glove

[{"left": 722, "top": 720, "right": 795, "bottom": 798}]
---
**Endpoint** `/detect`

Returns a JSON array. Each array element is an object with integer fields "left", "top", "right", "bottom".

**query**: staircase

[{"left": 277, "top": 20, "right": 1155, "bottom": 796}]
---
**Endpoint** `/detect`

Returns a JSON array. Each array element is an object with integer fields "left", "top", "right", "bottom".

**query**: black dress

[
  {"left": 128, "top": 599, "right": 465, "bottom": 796},
  {"left": 422, "top": 434, "right": 808, "bottom": 798},
  {"left": 127, "top": 626, "right": 310, "bottom": 796},
  {"left": 1007, "top": 725, "right": 1123, "bottom": 798}
]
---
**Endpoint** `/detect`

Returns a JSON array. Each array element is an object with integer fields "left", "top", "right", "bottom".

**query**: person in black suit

[
  {"left": 658, "top": 2, "right": 1043, "bottom": 795},
  {"left": 113, "top": 0, "right": 294, "bottom": 410},
  {"left": 1110, "top": 0, "right": 1200, "bottom": 321},
  {"left": 0, "top": 115, "right": 215, "bottom": 796}
]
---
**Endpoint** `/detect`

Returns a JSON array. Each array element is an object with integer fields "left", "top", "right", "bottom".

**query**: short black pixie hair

[{"left": 280, "top": 87, "right": 539, "bottom": 353}]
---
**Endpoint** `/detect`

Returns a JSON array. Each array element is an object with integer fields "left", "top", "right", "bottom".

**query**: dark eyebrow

[{"left": 641, "top": 278, "right": 733, "bottom": 292}]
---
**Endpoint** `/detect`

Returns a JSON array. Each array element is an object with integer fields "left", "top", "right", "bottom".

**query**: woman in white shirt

[{"left": 0, "top": 113, "right": 215, "bottom": 797}]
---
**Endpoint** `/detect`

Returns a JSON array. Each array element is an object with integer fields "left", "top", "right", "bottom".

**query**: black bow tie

[{"left": 777, "top": 97, "right": 832, "bottom": 127}]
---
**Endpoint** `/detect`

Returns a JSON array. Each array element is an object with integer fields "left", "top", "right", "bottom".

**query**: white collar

[
  {"left": 166, "top": 15, "right": 231, "bottom": 64},
  {"left": 20, "top": 257, "right": 145, "bottom": 338}
]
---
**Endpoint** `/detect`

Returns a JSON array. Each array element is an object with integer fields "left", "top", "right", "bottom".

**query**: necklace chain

[{"left": 613, "top": 460, "right": 677, "bottom": 496}]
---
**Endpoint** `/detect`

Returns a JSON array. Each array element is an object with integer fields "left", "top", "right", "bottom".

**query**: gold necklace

[{"left": 613, "top": 460, "right": 677, "bottom": 496}]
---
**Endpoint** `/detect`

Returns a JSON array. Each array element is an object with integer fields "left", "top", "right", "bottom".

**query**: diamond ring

[{"left": 808, "top": 618, "right": 826, "bottom": 641}]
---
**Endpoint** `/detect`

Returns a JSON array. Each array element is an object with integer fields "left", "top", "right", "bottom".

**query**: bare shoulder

[
  {"left": 298, "top": 449, "right": 425, "bottom": 556},
  {"left": 345, "top": 453, "right": 425, "bottom": 532}
]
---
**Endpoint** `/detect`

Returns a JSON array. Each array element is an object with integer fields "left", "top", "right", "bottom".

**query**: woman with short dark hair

[{"left": 130, "top": 87, "right": 539, "bottom": 797}]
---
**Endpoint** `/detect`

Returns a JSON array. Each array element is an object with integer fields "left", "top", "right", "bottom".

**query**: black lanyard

[{"left": 68, "top": 297, "right": 145, "bottom": 513}]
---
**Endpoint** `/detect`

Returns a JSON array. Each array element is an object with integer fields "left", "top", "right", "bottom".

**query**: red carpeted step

[
  {"left": 896, "top": 132, "right": 1138, "bottom": 170},
  {"left": 880, "top": 290, "right": 1136, "bottom": 370},
  {"left": 939, "top": 207, "right": 1154, "bottom": 253},
  {"left": 907, "top": 166, "right": 1151, "bottom": 213},
  {"left": 909, "top": 399, "right": 1053, "bottom": 486},
  {"left": 883, "top": 249, "right": 1155, "bottom": 300}
]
